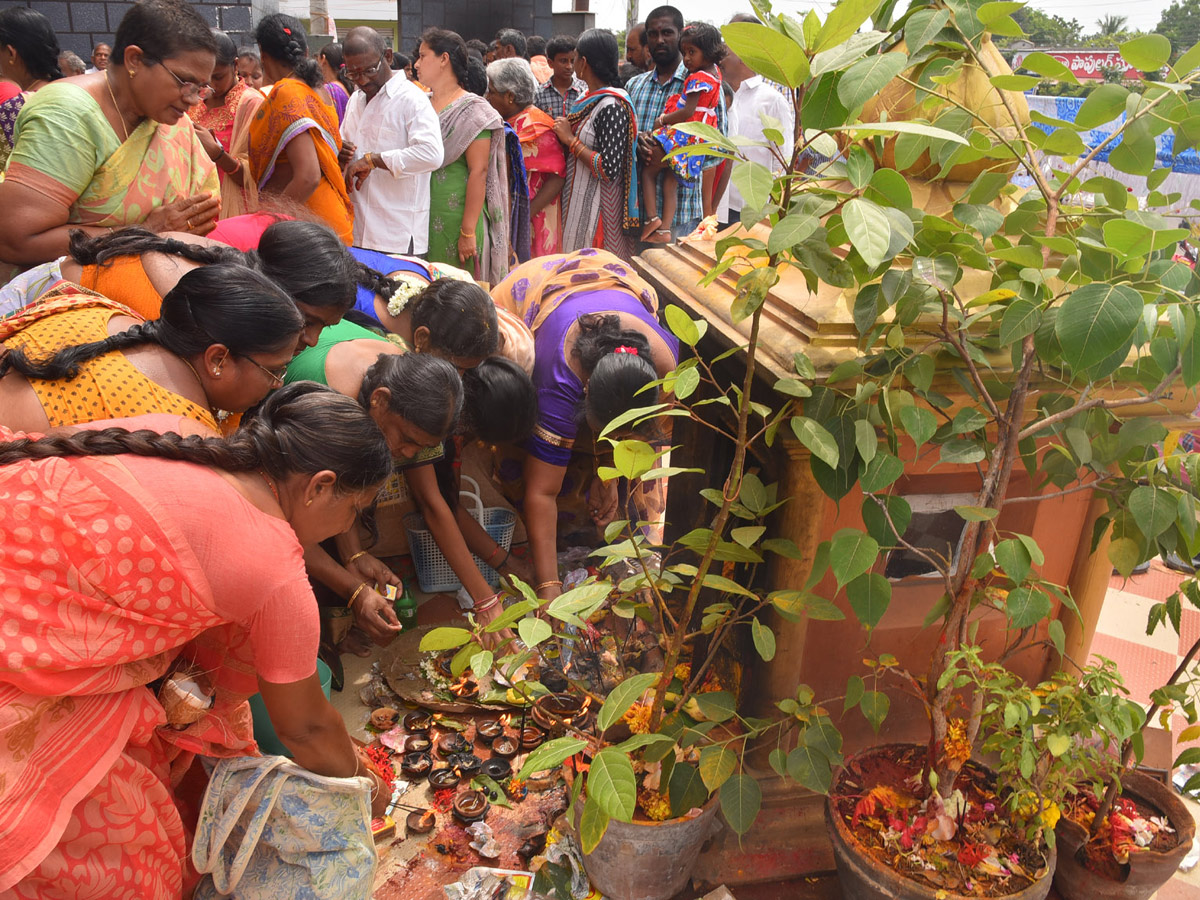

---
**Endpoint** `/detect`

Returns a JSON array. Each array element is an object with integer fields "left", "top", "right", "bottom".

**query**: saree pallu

[
  {"left": 490, "top": 248, "right": 659, "bottom": 334},
  {"left": 0, "top": 450, "right": 260, "bottom": 897},
  {"left": 191, "top": 81, "right": 265, "bottom": 218},
  {"left": 561, "top": 89, "right": 638, "bottom": 262},
  {"left": 6, "top": 119, "right": 217, "bottom": 229},
  {"left": 506, "top": 123, "right": 532, "bottom": 266},
  {"left": 247, "top": 79, "right": 353, "bottom": 244},
  {"left": 0, "top": 284, "right": 220, "bottom": 432},
  {"left": 512, "top": 107, "right": 567, "bottom": 257},
  {"left": 436, "top": 94, "right": 511, "bottom": 283}
]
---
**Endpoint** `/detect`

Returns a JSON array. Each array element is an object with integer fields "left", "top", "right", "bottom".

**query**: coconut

[{"left": 850, "top": 34, "right": 1030, "bottom": 183}]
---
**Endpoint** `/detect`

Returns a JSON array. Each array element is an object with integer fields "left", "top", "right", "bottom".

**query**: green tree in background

[
  {"left": 1006, "top": 6, "right": 1082, "bottom": 45},
  {"left": 1157, "top": 0, "right": 1200, "bottom": 57},
  {"left": 1097, "top": 14, "right": 1129, "bottom": 36}
]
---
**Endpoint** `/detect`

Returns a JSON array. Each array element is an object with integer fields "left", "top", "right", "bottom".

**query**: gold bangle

[
  {"left": 348, "top": 582, "right": 370, "bottom": 608},
  {"left": 345, "top": 550, "right": 369, "bottom": 566},
  {"left": 535, "top": 580, "right": 563, "bottom": 592},
  {"left": 459, "top": 226, "right": 475, "bottom": 238}
]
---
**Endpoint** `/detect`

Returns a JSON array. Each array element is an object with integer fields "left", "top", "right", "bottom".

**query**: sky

[{"left": 585, "top": 0, "right": 1174, "bottom": 35}]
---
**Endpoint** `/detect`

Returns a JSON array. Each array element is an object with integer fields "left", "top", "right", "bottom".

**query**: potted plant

[
  {"left": 424, "top": 0, "right": 1200, "bottom": 896},
  {"left": 1052, "top": 576, "right": 1200, "bottom": 899}
]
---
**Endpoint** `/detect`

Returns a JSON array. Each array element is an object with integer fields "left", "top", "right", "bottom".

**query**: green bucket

[{"left": 248, "top": 658, "right": 333, "bottom": 758}]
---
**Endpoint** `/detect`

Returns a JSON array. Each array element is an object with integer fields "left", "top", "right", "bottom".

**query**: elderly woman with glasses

[
  {"left": 0, "top": 0, "right": 222, "bottom": 279},
  {"left": 486, "top": 57, "right": 567, "bottom": 257}
]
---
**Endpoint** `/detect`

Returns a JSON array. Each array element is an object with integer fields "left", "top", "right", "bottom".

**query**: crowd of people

[{"left": 0, "top": 0, "right": 796, "bottom": 895}]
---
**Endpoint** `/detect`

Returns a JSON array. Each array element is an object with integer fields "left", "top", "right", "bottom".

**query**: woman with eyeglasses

[
  {"left": 248, "top": 15, "right": 354, "bottom": 244},
  {"left": 0, "top": 0, "right": 223, "bottom": 280},
  {"left": 0, "top": 263, "right": 302, "bottom": 436},
  {"left": 189, "top": 30, "right": 266, "bottom": 218}
]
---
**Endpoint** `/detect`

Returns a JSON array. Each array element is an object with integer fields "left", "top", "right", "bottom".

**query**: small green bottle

[{"left": 393, "top": 582, "right": 418, "bottom": 632}]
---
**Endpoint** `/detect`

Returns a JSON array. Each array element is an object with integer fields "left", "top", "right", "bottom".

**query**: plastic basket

[{"left": 404, "top": 476, "right": 517, "bottom": 594}]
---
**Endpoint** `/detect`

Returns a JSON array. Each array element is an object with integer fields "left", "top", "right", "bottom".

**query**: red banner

[{"left": 1011, "top": 49, "right": 1144, "bottom": 81}]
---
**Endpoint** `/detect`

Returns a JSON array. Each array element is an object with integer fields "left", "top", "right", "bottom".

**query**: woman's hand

[
  {"left": 588, "top": 475, "right": 620, "bottom": 528},
  {"left": 143, "top": 192, "right": 221, "bottom": 235},
  {"left": 349, "top": 586, "right": 403, "bottom": 645},
  {"left": 196, "top": 126, "right": 222, "bottom": 161},
  {"left": 457, "top": 229, "right": 478, "bottom": 265},
  {"left": 345, "top": 552, "right": 400, "bottom": 592},
  {"left": 370, "top": 770, "right": 391, "bottom": 819},
  {"left": 552, "top": 117, "right": 574, "bottom": 145},
  {"left": 500, "top": 551, "right": 535, "bottom": 586}
]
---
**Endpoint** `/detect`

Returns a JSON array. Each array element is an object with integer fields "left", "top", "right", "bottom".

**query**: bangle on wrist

[
  {"left": 535, "top": 579, "right": 563, "bottom": 592},
  {"left": 459, "top": 226, "right": 475, "bottom": 238},
  {"left": 348, "top": 582, "right": 370, "bottom": 608},
  {"left": 474, "top": 592, "right": 502, "bottom": 612},
  {"left": 485, "top": 545, "right": 505, "bottom": 566},
  {"left": 345, "top": 550, "right": 369, "bottom": 566}
]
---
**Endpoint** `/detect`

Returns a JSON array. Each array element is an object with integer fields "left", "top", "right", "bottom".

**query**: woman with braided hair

[
  {"left": 248, "top": 14, "right": 354, "bottom": 243},
  {"left": 0, "top": 221, "right": 355, "bottom": 349},
  {"left": 0, "top": 263, "right": 303, "bottom": 435},
  {"left": 490, "top": 249, "right": 678, "bottom": 602},
  {"left": 0, "top": 382, "right": 393, "bottom": 897}
]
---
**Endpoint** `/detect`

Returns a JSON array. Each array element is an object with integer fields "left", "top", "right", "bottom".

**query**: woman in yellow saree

[
  {"left": 0, "top": 0, "right": 221, "bottom": 276},
  {"left": 248, "top": 15, "right": 353, "bottom": 245}
]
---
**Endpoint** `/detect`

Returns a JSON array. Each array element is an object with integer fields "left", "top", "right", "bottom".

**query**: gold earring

[
  {"left": 306, "top": 499, "right": 313, "bottom": 507},
  {"left": 128, "top": 69, "right": 135, "bottom": 77}
]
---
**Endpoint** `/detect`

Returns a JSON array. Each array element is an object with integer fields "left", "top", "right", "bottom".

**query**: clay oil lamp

[
  {"left": 447, "top": 752, "right": 482, "bottom": 779},
  {"left": 519, "top": 726, "right": 544, "bottom": 751},
  {"left": 531, "top": 693, "right": 591, "bottom": 736},
  {"left": 447, "top": 675, "right": 479, "bottom": 701},
  {"left": 476, "top": 718, "right": 505, "bottom": 745},
  {"left": 402, "top": 712, "right": 432, "bottom": 734},
  {"left": 400, "top": 751, "right": 432, "bottom": 779},
  {"left": 492, "top": 735, "right": 518, "bottom": 759},
  {"left": 428, "top": 766, "right": 461, "bottom": 790},
  {"left": 435, "top": 653, "right": 456, "bottom": 678},
  {"left": 481, "top": 757, "right": 511, "bottom": 781},
  {"left": 436, "top": 732, "right": 471, "bottom": 759},
  {"left": 369, "top": 707, "right": 400, "bottom": 730},
  {"left": 406, "top": 809, "right": 436, "bottom": 834},
  {"left": 452, "top": 789, "right": 490, "bottom": 825},
  {"left": 404, "top": 734, "right": 431, "bottom": 755}
]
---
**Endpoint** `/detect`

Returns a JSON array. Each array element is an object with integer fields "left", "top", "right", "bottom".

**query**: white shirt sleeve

[{"left": 379, "top": 88, "right": 444, "bottom": 177}]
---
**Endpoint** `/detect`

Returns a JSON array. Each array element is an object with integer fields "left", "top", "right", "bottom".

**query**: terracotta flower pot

[
  {"left": 573, "top": 793, "right": 721, "bottom": 900},
  {"left": 827, "top": 743, "right": 1056, "bottom": 900},
  {"left": 1053, "top": 770, "right": 1195, "bottom": 900}
]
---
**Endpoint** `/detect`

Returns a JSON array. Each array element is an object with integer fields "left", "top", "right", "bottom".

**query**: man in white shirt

[
  {"left": 717, "top": 39, "right": 794, "bottom": 223},
  {"left": 340, "top": 27, "right": 444, "bottom": 255}
]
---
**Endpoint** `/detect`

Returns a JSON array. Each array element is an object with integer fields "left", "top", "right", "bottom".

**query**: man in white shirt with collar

[
  {"left": 717, "top": 35, "right": 794, "bottom": 224},
  {"left": 340, "top": 27, "right": 444, "bottom": 255}
]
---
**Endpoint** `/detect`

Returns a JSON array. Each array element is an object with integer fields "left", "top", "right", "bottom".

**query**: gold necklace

[
  {"left": 180, "top": 357, "right": 229, "bottom": 425},
  {"left": 104, "top": 72, "right": 130, "bottom": 142}
]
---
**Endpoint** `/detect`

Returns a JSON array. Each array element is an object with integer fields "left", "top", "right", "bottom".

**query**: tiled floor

[{"left": 1088, "top": 562, "right": 1200, "bottom": 897}]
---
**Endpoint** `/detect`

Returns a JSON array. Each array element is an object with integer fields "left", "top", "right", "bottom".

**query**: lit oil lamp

[
  {"left": 406, "top": 809, "right": 436, "bottom": 834},
  {"left": 476, "top": 718, "right": 505, "bottom": 744},
  {"left": 402, "top": 712, "right": 432, "bottom": 734},
  {"left": 531, "top": 693, "right": 592, "bottom": 735},
  {"left": 447, "top": 675, "right": 479, "bottom": 701},
  {"left": 447, "top": 752, "right": 483, "bottom": 778}
]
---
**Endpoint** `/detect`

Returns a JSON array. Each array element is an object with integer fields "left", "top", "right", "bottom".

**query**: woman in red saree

[
  {"left": 248, "top": 15, "right": 353, "bottom": 244},
  {"left": 0, "top": 383, "right": 394, "bottom": 898},
  {"left": 486, "top": 58, "right": 567, "bottom": 258},
  {"left": 190, "top": 31, "right": 265, "bottom": 218}
]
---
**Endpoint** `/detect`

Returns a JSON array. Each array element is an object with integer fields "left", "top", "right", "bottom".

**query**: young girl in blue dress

[{"left": 639, "top": 22, "right": 726, "bottom": 242}]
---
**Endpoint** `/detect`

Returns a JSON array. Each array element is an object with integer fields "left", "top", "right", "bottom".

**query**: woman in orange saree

[
  {"left": 247, "top": 15, "right": 353, "bottom": 244},
  {"left": 0, "top": 383, "right": 393, "bottom": 898}
]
